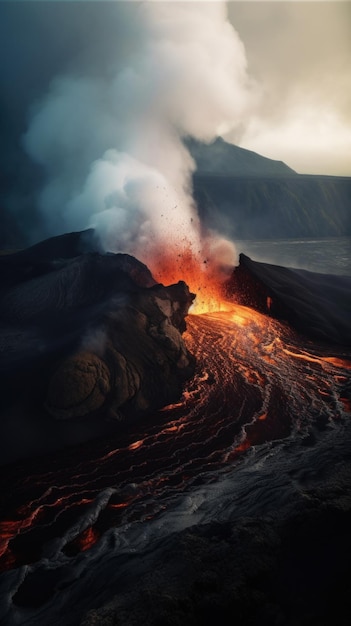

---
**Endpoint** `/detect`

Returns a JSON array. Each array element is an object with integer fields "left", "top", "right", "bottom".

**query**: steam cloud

[{"left": 24, "top": 1, "right": 255, "bottom": 269}]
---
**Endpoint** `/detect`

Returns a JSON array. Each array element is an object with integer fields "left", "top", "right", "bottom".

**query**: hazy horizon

[{"left": 227, "top": 1, "right": 351, "bottom": 176}]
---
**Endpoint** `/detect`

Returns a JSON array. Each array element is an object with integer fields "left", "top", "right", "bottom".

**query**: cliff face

[
  {"left": 2, "top": 139, "right": 349, "bottom": 249},
  {"left": 188, "top": 137, "right": 351, "bottom": 240},
  {"left": 194, "top": 173, "right": 351, "bottom": 239},
  {"left": 0, "top": 231, "right": 195, "bottom": 463}
]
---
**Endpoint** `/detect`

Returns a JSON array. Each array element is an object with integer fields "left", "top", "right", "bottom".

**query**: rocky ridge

[{"left": 0, "top": 231, "right": 195, "bottom": 462}]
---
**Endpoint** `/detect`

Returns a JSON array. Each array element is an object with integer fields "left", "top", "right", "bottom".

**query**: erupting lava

[{"left": 150, "top": 239, "right": 235, "bottom": 314}]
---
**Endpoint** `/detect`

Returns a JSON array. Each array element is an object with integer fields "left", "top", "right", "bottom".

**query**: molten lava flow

[
  {"left": 64, "top": 526, "right": 100, "bottom": 555},
  {"left": 0, "top": 302, "right": 350, "bottom": 576},
  {"left": 149, "top": 240, "right": 234, "bottom": 314}
]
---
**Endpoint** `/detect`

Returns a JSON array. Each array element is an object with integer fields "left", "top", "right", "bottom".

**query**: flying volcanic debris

[{"left": 24, "top": 1, "right": 256, "bottom": 279}]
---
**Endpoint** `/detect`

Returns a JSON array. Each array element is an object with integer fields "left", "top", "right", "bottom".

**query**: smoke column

[{"left": 24, "top": 1, "right": 255, "bottom": 281}]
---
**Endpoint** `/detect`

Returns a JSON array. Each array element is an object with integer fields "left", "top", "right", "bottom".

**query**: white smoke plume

[{"left": 24, "top": 1, "right": 255, "bottom": 271}]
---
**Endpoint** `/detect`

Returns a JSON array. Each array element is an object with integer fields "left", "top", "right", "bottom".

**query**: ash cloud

[{"left": 22, "top": 1, "right": 255, "bottom": 269}]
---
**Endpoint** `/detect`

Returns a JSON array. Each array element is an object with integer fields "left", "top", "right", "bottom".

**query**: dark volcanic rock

[
  {"left": 193, "top": 172, "right": 351, "bottom": 240},
  {"left": 0, "top": 231, "right": 195, "bottom": 462},
  {"left": 188, "top": 136, "right": 296, "bottom": 177},
  {"left": 79, "top": 457, "right": 351, "bottom": 626},
  {"left": 44, "top": 280, "right": 196, "bottom": 421},
  {"left": 226, "top": 253, "right": 351, "bottom": 346},
  {"left": 189, "top": 138, "right": 350, "bottom": 240}
]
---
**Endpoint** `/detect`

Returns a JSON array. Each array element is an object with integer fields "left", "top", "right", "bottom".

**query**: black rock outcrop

[
  {"left": 226, "top": 253, "right": 351, "bottom": 346},
  {"left": 0, "top": 231, "right": 195, "bottom": 462}
]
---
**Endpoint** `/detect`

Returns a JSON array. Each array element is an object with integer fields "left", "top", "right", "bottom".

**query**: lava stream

[{"left": 0, "top": 304, "right": 350, "bottom": 573}]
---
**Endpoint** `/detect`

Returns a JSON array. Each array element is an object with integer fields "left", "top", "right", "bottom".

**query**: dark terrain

[
  {"left": 0, "top": 232, "right": 350, "bottom": 626},
  {"left": 0, "top": 231, "right": 195, "bottom": 463},
  {"left": 1, "top": 4, "right": 350, "bottom": 623},
  {"left": 190, "top": 138, "right": 351, "bottom": 240}
]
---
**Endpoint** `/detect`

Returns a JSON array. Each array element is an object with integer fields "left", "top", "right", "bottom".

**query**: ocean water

[{"left": 235, "top": 236, "right": 351, "bottom": 276}]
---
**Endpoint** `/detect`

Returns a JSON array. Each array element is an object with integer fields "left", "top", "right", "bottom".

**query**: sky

[
  {"left": 0, "top": 1, "right": 350, "bottom": 248},
  {"left": 3, "top": 0, "right": 349, "bottom": 176},
  {"left": 1, "top": 1, "right": 349, "bottom": 175},
  {"left": 228, "top": 1, "right": 351, "bottom": 176}
]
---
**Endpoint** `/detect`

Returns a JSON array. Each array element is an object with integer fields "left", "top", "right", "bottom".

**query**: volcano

[{"left": 0, "top": 231, "right": 350, "bottom": 626}]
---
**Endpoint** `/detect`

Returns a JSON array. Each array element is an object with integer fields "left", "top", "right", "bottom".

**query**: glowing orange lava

[
  {"left": 128, "top": 439, "right": 144, "bottom": 451},
  {"left": 149, "top": 243, "right": 233, "bottom": 314},
  {"left": 73, "top": 526, "right": 100, "bottom": 552},
  {"left": 213, "top": 306, "right": 271, "bottom": 328},
  {"left": 1, "top": 298, "right": 350, "bottom": 574}
]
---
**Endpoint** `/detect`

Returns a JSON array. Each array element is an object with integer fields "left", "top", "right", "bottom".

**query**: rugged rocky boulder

[
  {"left": 44, "top": 280, "right": 195, "bottom": 421},
  {"left": 226, "top": 253, "right": 351, "bottom": 346},
  {"left": 0, "top": 231, "right": 195, "bottom": 461}
]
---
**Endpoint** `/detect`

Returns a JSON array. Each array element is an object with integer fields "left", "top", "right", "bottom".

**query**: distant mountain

[
  {"left": 187, "top": 136, "right": 296, "bottom": 177},
  {"left": 189, "top": 138, "right": 351, "bottom": 240}
]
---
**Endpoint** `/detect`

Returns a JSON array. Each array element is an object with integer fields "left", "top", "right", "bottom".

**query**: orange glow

[
  {"left": 1, "top": 299, "right": 350, "bottom": 575},
  {"left": 323, "top": 356, "right": 351, "bottom": 369},
  {"left": 0, "top": 492, "right": 96, "bottom": 570},
  {"left": 235, "top": 439, "right": 251, "bottom": 453},
  {"left": 160, "top": 402, "right": 183, "bottom": 411},
  {"left": 128, "top": 439, "right": 144, "bottom": 451},
  {"left": 224, "top": 437, "right": 252, "bottom": 462},
  {"left": 206, "top": 305, "right": 272, "bottom": 329},
  {"left": 283, "top": 348, "right": 351, "bottom": 370},
  {"left": 162, "top": 425, "right": 179, "bottom": 433},
  {"left": 0, "top": 509, "right": 43, "bottom": 562},
  {"left": 108, "top": 502, "right": 129, "bottom": 510},
  {"left": 149, "top": 242, "right": 233, "bottom": 314},
  {"left": 75, "top": 526, "right": 100, "bottom": 552},
  {"left": 340, "top": 397, "right": 351, "bottom": 412}
]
